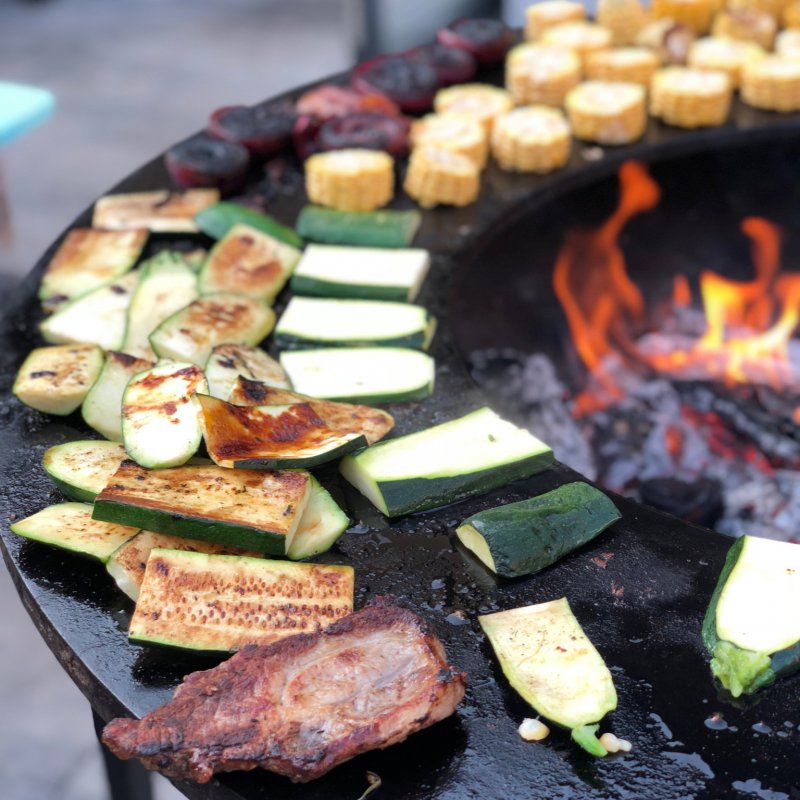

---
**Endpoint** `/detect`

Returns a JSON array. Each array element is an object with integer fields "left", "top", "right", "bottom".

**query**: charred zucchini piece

[
  {"left": 40, "top": 271, "right": 139, "bottom": 350},
  {"left": 195, "top": 394, "right": 368, "bottom": 469},
  {"left": 122, "top": 362, "right": 207, "bottom": 469},
  {"left": 198, "top": 223, "right": 302, "bottom": 302},
  {"left": 194, "top": 201, "right": 303, "bottom": 248},
  {"left": 702, "top": 536, "right": 800, "bottom": 697},
  {"left": 106, "top": 530, "right": 258, "bottom": 601},
  {"left": 92, "top": 461, "right": 311, "bottom": 555},
  {"left": 121, "top": 252, "right": 198, "bottom": 360},
  {"left": 39, "top": 228, "right": 148, "bottom": 307},
  {"left": 287, "top": 477, "right": 350, "bottom": 561},
  {"left": 290, "top": 244, "right": 431, "bottom": 302},
  {"left": 93, "top": 189, "right": 219, "bottom": 232},
  {"left": 205, "top": 344, "right": 291, "bottom": 400},
  {"left": 228, "top": 377, "right": 393, "bottom": 444},
  {"left": 13, "top": 344, "right": 103, "bottom": 416},
  {"left": 10, "top": 502, "right": 138, "bottom": 562},
  {"left": 43, "top": 440, "right": 126, "bottom": 502},
  {"left": 296, "top": 205, "right": 421, "bottom": 248},
  {"left": 340, "top": 407, "right": 553, "bottom": 517},
  {"left": 456, "top": 482, "right": 621, "bottom": 578},
  {"left": 480, "top": 598, "right": 618, "bottom": 756},
  {"left": 129, "top": 549, "right": 354, "bottom": 652},
  {"left": 82, "top": 351, "right": 155, "bottom": 441},
  {"left": 149, "top": 293, "right": 275, "bottom": 366},
  {"left": 280, "top": 347, "right": 435, "bottom": 404},
  {"left": 276, "top": 297, "right": 436, "bottom": 350}
]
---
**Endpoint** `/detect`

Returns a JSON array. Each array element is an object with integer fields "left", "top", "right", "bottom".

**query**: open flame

[{"left": 554, "top": 160, "right": 800, "bottom": 416}]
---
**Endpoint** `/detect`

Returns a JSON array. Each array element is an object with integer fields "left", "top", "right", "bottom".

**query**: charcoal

[
  {"left": 676, "top": 382, "right": 800, "bottom": 468},
  {"left": 640, "top": 477, "right": 723, "bottom": 528}
]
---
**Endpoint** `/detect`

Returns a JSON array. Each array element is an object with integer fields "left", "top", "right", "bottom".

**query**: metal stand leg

[{"left": 92, "top": 709, "right": 153, "bottom": 800}]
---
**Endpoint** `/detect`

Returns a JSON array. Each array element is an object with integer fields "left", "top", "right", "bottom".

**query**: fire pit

[{"left": 456, "top": 134, "right": 800, "bottom": 541}]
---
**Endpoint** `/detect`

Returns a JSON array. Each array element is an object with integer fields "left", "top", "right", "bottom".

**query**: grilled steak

[{"left": 102, "top": 598, "right": 466, "bottom": 783}]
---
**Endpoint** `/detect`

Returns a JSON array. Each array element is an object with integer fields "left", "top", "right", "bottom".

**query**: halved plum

[
  {"left": 407, "top": 43, "right": 477, "bottom": 87},
  {"left": 318, "top": 112, "right": 411, "bottom": 157},
  {"left": 436, "top": 18, "right": 514, "bottom": 65},
  {"left": 352, "top": 53, "right": 439, "bottom": 113},
  {"left": 207, "top": 104, "right": 295, "bottom": 157},
  {"left": 165, "top": 135, "right": 249, "bottom": 195},
  {"left": 295, "top": 84, "right": 400, "bottom": 120},
  {"left": 292, "top": 114, "right": 325, "bottom": 161}
]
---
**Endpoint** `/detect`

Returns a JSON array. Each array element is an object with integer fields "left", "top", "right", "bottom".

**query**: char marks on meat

[{"left": 102, "top": 598, "right": 467, "bottom": 784}]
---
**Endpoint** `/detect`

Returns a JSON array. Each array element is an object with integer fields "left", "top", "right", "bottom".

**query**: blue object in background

[{"left": 0, "top": 82, "right": 55, "bottom": 146}]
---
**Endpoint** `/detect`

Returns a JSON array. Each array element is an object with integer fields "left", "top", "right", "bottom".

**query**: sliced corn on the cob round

[
  {"left": 411, "top": 113, "right": 488, "bottom": 169},
  {"left": 403, "top": 147, "right": 480, "bottom": 209},
  {"left": 596, "top": 0, "right": 648, "bottom": 46},
  {"left": 506, "top": 43, "right": 582, "bottom": 106},
  {"left": 540, "top": 22, "right": 614, "bottom": 65},
  {"left": 651, "top": 0, "right": 717, "bottom": 34},
  {"left": 491, "top": 106, "right": 572, "bottom": 173},
  {"left": 566, "top": 81, "right": 648, "bottom": 144},
  {"left": 784, "top": 1, "right": 800, "bottom": 28},
  {"left": 585, "top": 47, "right": 661, "bottom": 86},
  {"left": 742, "top": 56, "right": 800, "bottom": 111},
  {"left": 433, "top": 84, "right": 514, "bottom": 136},
  {"left": 650, "top": 66, "right": 732, "bottom": 127},
  {"left": 711, "top": 10, "right": 777, "bottom": 50},
  {"left": 775, "top": 29, "right": 800, "bottom": 58},
  {"left": 524, "top": 1, "right": 586, "bottom": 41},
  {"left": 305, "top": 149, "right": 394, "bottom": 212},
  {"left": 728, "top": 0, "right": 793, "bottom": 19},
  {"left": 687, "top": 36, "right": 766, "bottom": 89}
]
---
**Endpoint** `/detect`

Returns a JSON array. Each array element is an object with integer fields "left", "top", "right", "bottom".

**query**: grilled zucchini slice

[
  {"left": 194, "top": 201, "right": 303, "bottom": 248},
  {"left": 205, "top": 344, "right": 291, "bottom": 400},
  {"left": 340, "top": 407, "right": 554, "bottom": 517},
  {"left": 39, "top": 271, "right": 139, "bottom": 350},
  {"left": 43, "top": 440, "right": 126, "bottom": 502},
  {"left": 195, "top": 394, "right": 368, "bottom": 469},
  {"left": 480, "top": 598, "right": 618, "bottom": 757},
  {"left": 287, "top": 476, "right": 349, "bottom": 561},
  {"left": 13, "top": 344, "right": 103, "bottom": 416},
  {"left": 280, "top": 347, "right": 435, "bottom": 404},
  {"left": 228, "top": 377, "right": 393, "bottom": 444},
  {"left": 10, "top": 502, "right": 139, "bottom": 562},
  {"left": 121, "top": 252, "right": 198, "bottom": 360},
  {"left": 290, "top": 244, "right": 431, "bottom": 302},
  {"left": 39, "top": 228, "right": 148, "bottom": 308},
  {"left": 93, "top": 461, "right": 312, "bottom": 555},
  {"left": 122, "top": 362, "right": 207, "bottom": 469},
  {"left": 296, "top": 205, "right": 421, "bottom": 248},
  {"left": 456, "top": 482, "right": 621, "bottom": 578},
  {"left": 149, "top": 293, "right": 275, "bottom": 366},
  {"left": 129, "top": 550, "right": 354, "bottom": 652},
  {"left": 93, "top": 189, "right": 219, "bottom": 232},
  {"left": 275, "top": 297, "right": 437, "bottom": 350},
  {"left": 106, "top": 530, "right": 258, "bottom": 601},
  {"left": 702, "top": 536, "right": 800, "bottom": 697},
  {"left": 81, "top": 351, "right": 155, "bottom": 441},
  {"left": 198, "top": 223, "right": 302, "bottom": 302}
]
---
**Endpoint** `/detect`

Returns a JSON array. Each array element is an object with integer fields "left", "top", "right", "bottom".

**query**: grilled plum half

[
  {"left": 165, "top": 135, "right": 249, "bottom": 195},
  {"left": 295, "top": 84, "right": 400, "bottom": 120},
  {"left": 318, "top": 112, "right": 411, "bottom": 157},
  {"left": 407, "top": 43, "right": 477, "bottom": 87},
  {"left": 353, "top": 53, "right": 439, "bottom": 113},
  {"left": 436, "top": 17, "right": 514, "bottom": 64},
  {"left": 208, "top": 104, "right": 295, "bottom": 157}
]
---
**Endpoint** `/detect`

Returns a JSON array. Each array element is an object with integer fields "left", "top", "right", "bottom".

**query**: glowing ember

[{"left": 554, "top": 161, "right": 800, "bottom": 415}]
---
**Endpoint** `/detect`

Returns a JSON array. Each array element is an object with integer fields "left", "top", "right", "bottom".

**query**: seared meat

[{"left": 102, "top": 598, "right": 466, "bottom": 783}]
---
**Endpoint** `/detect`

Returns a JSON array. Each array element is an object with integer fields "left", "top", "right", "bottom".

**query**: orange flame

[
  {"left": 554, "top": 161, "right": 800, "bottom": 415},
  {"left": 553, "top": 161, "right": 660, "bottom": 413}
]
